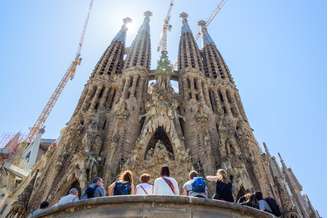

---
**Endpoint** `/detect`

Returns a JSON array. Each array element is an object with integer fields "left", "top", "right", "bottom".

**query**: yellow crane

[{"left": 25, "top": 0, "right": 94, "bottom": 144}]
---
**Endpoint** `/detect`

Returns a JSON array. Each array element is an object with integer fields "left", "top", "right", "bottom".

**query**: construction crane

[
  {"left": 25, "top": 0, "right": 94, "bottom": 144},
  {"left": 195, "top": 0, "right": 228, "bottom": 40},
  {"left": 157, "top": 0, "right": 175, "bottom": 53}
]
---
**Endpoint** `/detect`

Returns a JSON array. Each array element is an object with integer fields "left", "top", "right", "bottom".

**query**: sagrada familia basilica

[{"left": 2, "top": 9, "right": 319, "bottom": 218}]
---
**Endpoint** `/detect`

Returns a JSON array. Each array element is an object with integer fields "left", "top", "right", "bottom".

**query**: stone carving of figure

[
  {"left": 90, "top": 135, "right": 102, "bottom": 155},
  {"left": 114, "top": 100, "right": 129, "bottom": 119}
]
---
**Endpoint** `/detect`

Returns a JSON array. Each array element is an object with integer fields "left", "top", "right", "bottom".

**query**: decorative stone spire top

[
  {"left": 144, "top": 10, "right": 153, "bottom": 18},
  {"left": 124, "top": 11, "right": 152, "bottom": 70},
  {"left": 198, "top": 20, "right": 215, "bottom": 46},
  {"left": 180, "top": 12, "right": 188, "bottom": 20},
  {"left": 178, "top": 12, "right": 203, "bottom": 71},
  {"left": 90, "top": 17, "right": 130, "bottom": 77},
  {"left": 198, "top": 20, "right": 235, "bottom": 83},
  {"left": 180, "top": 12, "right": 192, "bottom": 33},
  {"left": 112, "top": 17, "right": 132, "bottom": 43}
]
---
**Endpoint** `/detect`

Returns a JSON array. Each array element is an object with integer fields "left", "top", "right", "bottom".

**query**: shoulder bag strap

[
  {"left": 140, "top": 185, "right": 148, "bottom": 195},
  {"left": 162, "top": 177, "right": 176, "bottom": 194}
]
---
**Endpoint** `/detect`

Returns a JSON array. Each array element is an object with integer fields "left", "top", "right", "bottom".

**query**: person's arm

[
  {"left": 182, "top": 183, "right": 187, "bottom": 196},
  {"left": 174, "top": 179, "right": 180, "bottom": 195},
  {"left": 131, "top": 184, "right": 136, "bottom": 195},
  {"left": 182, "top": 188, "right": 187, "bottom": 196},
  {"left": 153, "top": 179, "right": 159, "bottom": 195},
  {"left": 206, "top": 175, "right": 219, "bottom": 182},
  {"left": 107, "top": 182, "right": 115, "bottom": 196}
]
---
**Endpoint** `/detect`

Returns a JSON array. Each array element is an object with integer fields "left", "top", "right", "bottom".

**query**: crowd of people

[{"left": 32, "top": 166, "right": 281, "bottom": 217}]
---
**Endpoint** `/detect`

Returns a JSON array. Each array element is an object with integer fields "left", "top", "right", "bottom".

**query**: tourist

[
  {"left": 81, "top": 177, "right": 106, "bottom": 199},
  {"left": 254, "top": 192, "right": 281, "bottom": 217},
  {"left": 29, "top": 201, "right": 50, "bottom": 217},
  {"left": 55, "top": 188, "right": 79, "bottom": 206},
  {"left": 254, "top": 192, "right": 273, "bottom": 212},
  {"left": 153, "top": 166, "right": 179, "bottom": 195},
  {"left": 206, "top": 169, "right": 234, "bottom": 202},
  {"left": 136, "top": 173, "right": 153, "bottom": 195},
  {"left": 237, "top": 192, "right": 258, "bottom": 209},
  {"left": 182, "top": 170, "right": 207, "bottom": 198},
  {"left": 108, "top": 170, "right": 135, "bottom": 196}
]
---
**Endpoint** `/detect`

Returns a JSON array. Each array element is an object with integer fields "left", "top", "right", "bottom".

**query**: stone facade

[{"left": 5, "top": 11, "right": 319, "bottom": 218}]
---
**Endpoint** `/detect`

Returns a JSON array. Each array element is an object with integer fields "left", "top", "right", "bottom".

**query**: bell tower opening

[{"left": 144, "top": 127, "right": 174, "bottom": 160}]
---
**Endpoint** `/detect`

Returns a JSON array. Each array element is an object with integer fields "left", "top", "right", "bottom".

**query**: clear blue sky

[{"left": 0, "top": 0, "right": 326, "bottom": 216}]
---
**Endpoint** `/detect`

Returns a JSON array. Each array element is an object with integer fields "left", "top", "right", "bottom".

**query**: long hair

[
  {"left": 216, "top": 169, "right": 228, "bottom": 183},
  {"left": 119, "top": 170, "right": 134, "bottom": 185}
]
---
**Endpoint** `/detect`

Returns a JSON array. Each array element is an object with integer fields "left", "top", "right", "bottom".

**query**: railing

[{"left": 32, "top": 195, "right": 275, "bottom": 218}]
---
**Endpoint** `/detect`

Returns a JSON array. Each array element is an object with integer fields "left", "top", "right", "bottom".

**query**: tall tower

[
  {"left": 6, "top": 10, "right": 318, "bottom": 218},
  {"left": 8, "top": 17, "right": 133, "bottom": 212},
  {"left": 178, "top": 13, "right": 220, "bottom": 179},
  {"left": 198, "top": 19, "right": 272, "bottom": 197},
  {"left": 102, "top": 11, "right": 153, "bottom": 184}
]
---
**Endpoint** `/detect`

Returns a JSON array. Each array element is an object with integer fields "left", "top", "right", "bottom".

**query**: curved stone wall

[{"left": 32, "top": 196, "right": 275, "bottom": 218}]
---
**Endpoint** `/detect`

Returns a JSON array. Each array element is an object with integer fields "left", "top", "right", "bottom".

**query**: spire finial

[
  {"left": 198, "top": 20, "right": 207, "bottom": 28},
  {"left": 197, "top": 19, "right": 215, "bottom": 46},
  {"left": 180, "top": 12, "right": 188, "bottom": 21},
  {"left": 144, "top": 11, "right": 153, "bottom": 18},
  {"left": 122, "top": 17, "right": 132, "bottom": 30},
  {"left": 123, "top": 17, "right": 132, "bottom": 25}
]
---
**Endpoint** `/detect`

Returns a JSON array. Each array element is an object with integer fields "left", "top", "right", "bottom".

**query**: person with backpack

[
  {"left": 136, "top": 173, "right": 153, "bottom": 195},
  {"left": 153, "top": 166, "right": 179, "bottom": 195},
  {"left": 182, "top": 170, "right": 208, "bottom": 198},
  {"left": 108, "top": 170, "right": 135, "bottom": 196},
  {"left": 81, "top": 177, "right": 106, "bottom": 199},
  {"left": 206, "top": 169, "right": 234, "bottom": 202},
  {"left": 254, "top": 192, "right": 282, "bottom": 217}
]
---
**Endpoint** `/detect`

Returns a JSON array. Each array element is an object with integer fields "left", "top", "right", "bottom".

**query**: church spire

[
  {"left": 91, "top": 17, "right": 131, "bottom": 77},
  {"left": 263, "top": 142, "right": 271, "bottom": 156},
  {"left": 124, "top": 11, "right": 152, "bottom": 70},
  {"left": 198, "top": 20, "right": 234, "bottom": 84},
  {"left": 178, "top": 12, "right": 203, "bottom": 72},
  {"left": 278, "top": 152, "right": 287, "bottom": 169}
]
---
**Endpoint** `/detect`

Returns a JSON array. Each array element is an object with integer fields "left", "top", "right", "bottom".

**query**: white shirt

[
  {"left": 259, "top": 199, "right": 272, "bottom": 212},
  {"left": 136, "top": 183, "right": 153, "bottom": 195},
  {"left": 153, "top": 176, "right": 180, "bottom": 195},
  {"left": 56, "top": 194, "right": 79, "bottom": 206}
]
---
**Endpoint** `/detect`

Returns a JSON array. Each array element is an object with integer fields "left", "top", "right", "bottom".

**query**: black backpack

[
  {"left": 265, "top": 197, "right": 282, "bottom": 217},
  {"left": 113, "top": 181, "right": 131, "bottom": 195},
  {"left": 84, "top": 185, "right": 97, "bottom": 198}
]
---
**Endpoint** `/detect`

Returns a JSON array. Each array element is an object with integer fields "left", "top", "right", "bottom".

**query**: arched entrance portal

[
  {"left": 66, "top": 180, "right": 82, "bottom": 198},
  {"left": 144, "top": 127, "right": 174, "bottom": 160}
]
